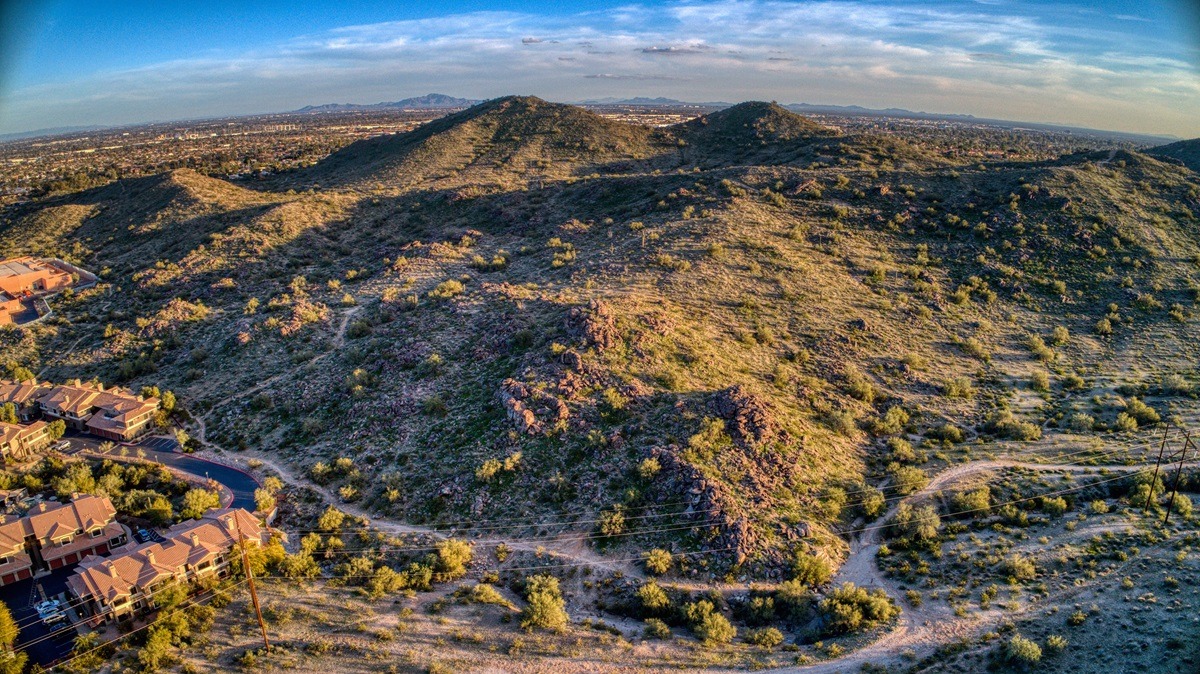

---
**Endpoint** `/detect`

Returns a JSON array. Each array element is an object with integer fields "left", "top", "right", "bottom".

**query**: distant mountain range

[
  {"left": 295, "top": 93, "right": 482, "bottom": 113},
  {"left": 0, "top": 124, "right": 114, "bottom": 142}
]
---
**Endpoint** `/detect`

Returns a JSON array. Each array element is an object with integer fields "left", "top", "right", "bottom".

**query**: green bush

[
  {"left": 644, "top": 548, "right": 672, "bottom": 575},
  {"left": 683, "top": 600, "right": 736, "bottom": 646},
  {"left": 745, "top": 627, "right": 784, "bottom": 649},
  {"left": 521, "top": 575, "right": 569, "bottom": 631},
  {"left": 892, "top": 503, "right": 941, "bottom": 540},
  {"left": 636, "top": 581, "right": 672, "bottom": 614},
  {"left": 950, "top": 487, "right": 991, "bottom": 515},
  {"left": 643, "top": 618, "right": 671, "bottom": 639},
  {"left": 1002, "top": 554, "right": 1037, "bottom": 581},
  {"left": 817, "top": 583, "right": 899, "bottom": 635},
  {"left": 1004, "top": 634, "right": 1042, "bottom": 665},
  {"left": 790, "top": 550, "right": 833, "bottom": 588},
  {"left": 888, "top": 463, "right": 928, "bottom": 495},
  {"left": 985, "top": 410, "right": 1041, "bottom": 441}
]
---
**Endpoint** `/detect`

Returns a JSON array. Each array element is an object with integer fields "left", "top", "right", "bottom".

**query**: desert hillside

[{"left": 3, "top": 97, "right": 1200, "bottom": 672}]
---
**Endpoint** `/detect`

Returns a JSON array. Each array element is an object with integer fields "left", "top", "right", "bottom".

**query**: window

[
  {"left": 90, "top": 529, "right": 102, "bottom": 538},
  {"left": 0, "top": 556, "right": 9, "bottom": 565}
]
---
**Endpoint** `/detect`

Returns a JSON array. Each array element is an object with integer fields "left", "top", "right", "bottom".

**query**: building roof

[
  {"left": 0, "top": 494, "right": 117, "bottom": 555},
  {"left": 68, "top": 508, "right": 268, "bottom": 604},
  {"left": 37, "top": 381, "right": 158, "bottom": 427},
  {"left": 0, "top": 420, "right": 48, "bottom": 448},
  {"left": 0, "top": 259, "right": 40, "bottom": 279},
  {"left": 0, "top": 379, "right": 48, "bottom": 406}
]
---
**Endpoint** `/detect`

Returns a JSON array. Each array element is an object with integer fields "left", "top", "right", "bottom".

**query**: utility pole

[
  {"left": 235, "top": 518, "right": 270, "bottom": 652},
  {"left": 1162, "top": 430, "right": 1190, "bottom": 526},
  {"left": 1145, "top": 424, "right": 1171, "bottom": 512}
]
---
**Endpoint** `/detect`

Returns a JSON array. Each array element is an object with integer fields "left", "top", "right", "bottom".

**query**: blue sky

[{"left": 1, "top": 0, "right": 1197, "bottom": 136}]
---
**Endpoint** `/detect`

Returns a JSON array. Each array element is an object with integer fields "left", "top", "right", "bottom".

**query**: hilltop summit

[{"left": 301, "top": 96, "right": 676, "bottom": 188}]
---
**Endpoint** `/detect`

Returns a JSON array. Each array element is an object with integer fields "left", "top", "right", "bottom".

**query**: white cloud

[{"left": 0, "top": 0, "right": 1196, "bottom": 136}]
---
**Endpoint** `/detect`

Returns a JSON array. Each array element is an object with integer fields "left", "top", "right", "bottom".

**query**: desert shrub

[
  {"left": 643, "top": 618, "right": 671, "bottom": 639},
  {"left": 1094, "top": 318, "right": 1113, "bottom": 335},
  {"left": 871, "top": 406, "right": 910, "bottom": 436},
  {"left": 1114, "top": 412, "right": 1138, "bottom": 431},
  {"left": 818, "top": 583, "right": 899, "bottom": 635},
  {"left": 1167, "top": 493, "right": 1193, "bottom": 518},
  {"left": 950, "top": 487, "right": 991, "bottom": 514},
  {"left": 1004, "top": 635, "right": 1042, "bottom": 666},
  {"left": 790, "top": 551, "right": 833, "bottom": 588},
  {"left": 1040, "top": 496, "right": 1068, "bottom": 516},
  {"left": 520, "top": 575, "right": 568, "bottom": 631},
  {"left": 860, "top": 486, "right": 886, "bottom": 519},
  {"left": 957, "top": 336, "right": 991, "bottom": 362},
  {"left": 1089, "top": 500, "right": 1110, "bottom": 514},
  {"left": 892, "top": 503, "right": 940, "bottom": 540},
  {"left": 1030, "top": 370, "right": 1050, "bottom": 392},
  {"left": 427, "top": 280, "right": 465, "bottom": 300},
  {"left": 944, "top": 377, "right": 976, "bottom": 399},
  {"left": 1002, "top": 554, "right": 1037, "bottom": 581},
  {"left": 1046, "top": 634, "right": 1068, "bottom": 653},
  {"left": 843, "top": 365, "right": 878, "bottom": 403},
  {"left": 683, "top": 600, "right": 736, "bottom": 646},
  {"left": 746, "top": 627, "right": 784, "bottom": 649},
  {"left": 928, "top": 423, "right": 965, "bottom": 444},
  {"left": 1026, "top": 335, "right": 1056, "bottom": 362},
  {"left": 1068, "top": 413, "right": 1095, "bottom": 432},
  {"left": 888, "top": 463, "right": 928, "bottom": 495},
  {"left": 644, "top": 548, "right": 672, "bottom": 575},
  {"left": 636, "top": 582, "right": 672, "bottom": 614},
  {"left": 1124, "top": 398, "right": 1160, "bottom": 425},
  {"left": 774, "top": 580, "right": 812, "bottom": 621},
  {"left": 1050, "top": 326, "right": 1070, "bottom": 346},
  {"left": 986, "top": 410, "right": 1041, "bottom": 441},
  {"left": 887, "top": 437, "right": 917, "bottom": 463},
  {"left": 598, "top": 506, "right": 626, "bottom": 536},
  {"left": 433, "top": 539, "right": 473, "bottom": 582}
]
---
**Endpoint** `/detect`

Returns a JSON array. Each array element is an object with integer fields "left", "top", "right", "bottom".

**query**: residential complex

[
  {"left": 68, "top": 508, "right": 268, "bottom": 625},
  {"left": 0, "top": 495, "right": 127, "bottom": 585},
  {"left": 0, "top": 379, "right": 160, "bottom": 463},
  {"left": 0, "top": 420, "right": 50, "bottom": 462},
  {"left": 36, "top": 380, "right": 160, "bottom": 441},
  {"left": 0, "top": 257, "right": 76, "bottom": 325}
]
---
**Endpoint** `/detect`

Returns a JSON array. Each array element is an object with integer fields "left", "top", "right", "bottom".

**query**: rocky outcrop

[
  {"left": 710, "top": 385, "right": 784, "bottom": 449},
  {"left": 651, "top": 447, "right": 762, "bottom": 566},
  {"left": 498, "top": 378, "right": 569, "bottom": 435},
  {"left": 566, "top": 300, "right": 621, "bottom": 351}
]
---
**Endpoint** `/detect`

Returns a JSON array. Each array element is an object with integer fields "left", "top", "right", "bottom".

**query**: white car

[
  {"left": 35, "top": 600, "right": 65, "bottom": 624},
  {"left": 52, "top": 440, "right": 70, "bottom": 452}
]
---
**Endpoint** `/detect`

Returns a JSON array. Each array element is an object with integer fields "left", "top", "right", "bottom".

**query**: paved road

[{"left": 64, "top": 432, "right": 260, "bottom": 511}]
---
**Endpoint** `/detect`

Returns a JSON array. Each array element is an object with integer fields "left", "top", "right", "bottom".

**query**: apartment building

[{"left": 0, "top": 495, "right": 127, "bottom": 585}]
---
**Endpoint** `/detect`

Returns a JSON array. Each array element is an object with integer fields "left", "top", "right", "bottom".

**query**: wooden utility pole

[
  {"left": 235, "top": 518, "right": 270, "bottom": 652},
  {"left": 1162, "top": 431, "right": 1191, "bottom": 526},
  {"left": 1145, "top": 424, "right": 1171, "bottom": 512}
]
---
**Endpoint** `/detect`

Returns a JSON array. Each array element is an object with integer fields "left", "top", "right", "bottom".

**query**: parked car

[
  {"left": 136, "top": 528, "right": 151, "bottom": 543},
  {"left": 35, "top": 599, "right": 65, "bottom": 624},
  {"left": 52, "top": 440, "right": 70, "bottom": 452}
]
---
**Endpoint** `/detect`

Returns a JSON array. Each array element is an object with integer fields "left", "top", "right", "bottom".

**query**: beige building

[
  {"left": 0, "top": 420, "right": 51, "bottom": 463},
  {"left": 0, "top": 495, "right": 127, "bottom": 585},
  {"left": 37, "top": 381, "right": 159, "bottom": 441},
  {"left": 68, "top": 508, "right": 268, "bottom": 625}
]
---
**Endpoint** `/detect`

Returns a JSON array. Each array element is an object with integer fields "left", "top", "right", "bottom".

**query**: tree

[
  {"left": 180, "top": 488, "right": 220, "bottom": 519},
  {"left": 253, "top": 488, "right": 276, "bottom": 513},
  {"left": 636, "top": 581, "right": 671, "bottom": 614},
  {"left": 146, "top": 495, "right": 174, "bottom": 526},
  {"left": 317, "top": 505, "right": 346, "bottom": 531},
  {"left": 521, "top": 575, "right": 568, "bottom": 631},
  {"left": 160, "top": 390, "right": 177, "bottom": 413},
  {"left": 174, "top": 428, "right": 191, "bottom": 450},
  {"left": 0, "top": 602, "right": 18, "bottom": 651},
  {"left": 46, "top": 419, "right": 66, "bottom": 441},
  {"left": 0, "top": 403, "right": 16, "bottom": 425},
  {"left": 138, "top": 626, "right": 175, "bottom": 671}
]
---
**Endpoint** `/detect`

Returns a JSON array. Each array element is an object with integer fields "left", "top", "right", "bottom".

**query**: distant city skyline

[{"left": 0, "top": 0, "right": 1197, "bottom": 137}]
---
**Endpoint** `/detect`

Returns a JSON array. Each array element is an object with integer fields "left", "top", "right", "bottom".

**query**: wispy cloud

[{"left": 0, "top": 0, "right": 1196, "bottom": 136}]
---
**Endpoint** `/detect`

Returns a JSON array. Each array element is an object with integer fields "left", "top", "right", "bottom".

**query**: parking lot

[{"left": 0, "top": 568, "right": 82, "bottom": 666}]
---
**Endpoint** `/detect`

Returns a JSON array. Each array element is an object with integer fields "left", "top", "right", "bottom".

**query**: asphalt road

[{"left": 63, "top": 431, "right": 260, "bottom": 511}]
